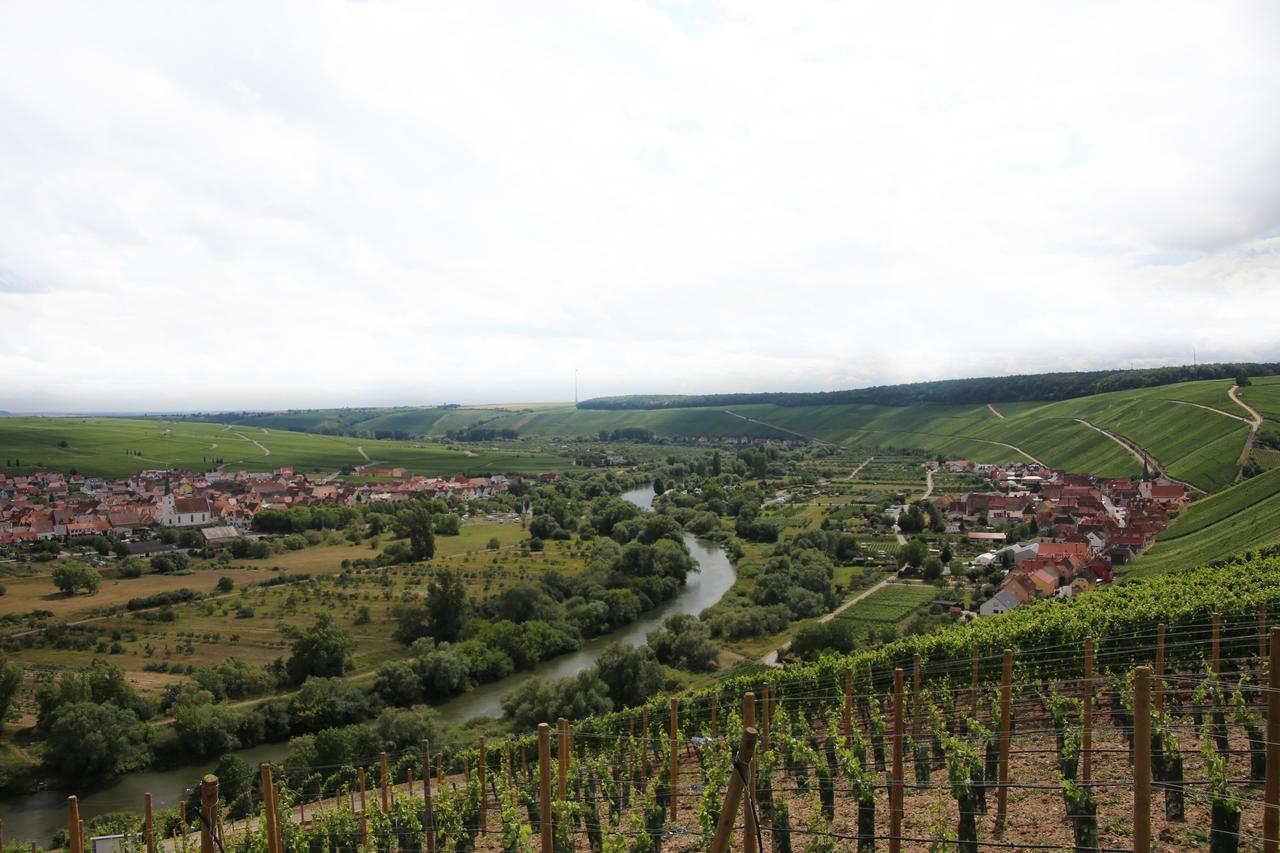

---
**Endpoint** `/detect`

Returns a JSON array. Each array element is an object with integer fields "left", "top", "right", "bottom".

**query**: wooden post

[
  {"left": 1154, "top": 624, "right": 1166, "bottom": 712},
  {"left": 711, "top": 693, "right": 718, "bottom": 740},
  {"left": 422, "top": 740, "right": 437, "bottom": 853},
  {"left": 68, "top": 796, "right": 82, "bottom": 853},
  {"left": 144, "top": 792, "right": 155, "bottom": 853},
  {"left": 358, "top": 766, "right": 367, "bottom": 815},
  {"left": 970, "top": 643, "right": 980, "bottom": 720},
  {"left": 1262, "top": 603, "right": 1270, "bottom": 666},
  {"left": 260, "top": 764, "right": 280, "bottom": 853},
  {"left": 669, "top": 697, "right": 680, "bottom": 821},
  {"left": 995, "top": 648, "right": 1013, "bottom": 835},
  {"left": 360, "top": 813, "right": 368, "bottom": 846},
  {"left": 709, "top": 727, "right": 760, "bottom": 853},
  {"left": 270, "top": 776, "right": 284, "bottom": 853},
  {"left": 478, "top": 736, "right": 487, "bottom": 829},
  {"left": 1212, "top": 612, "right": 1222, "bottom": 677},
  {"left": 538, "top": 723, "right": 553, "bottom": 853},
  {"left": 1265, "top": 627, "right": 1280, "bottom": 853},
  {"left": 200, "top": 775, "right": 219, "bottom": 853},
  {"left": 408, "top": 764, "right": 415, "bottom": 799},
  {"left": 912, "top": 653, "right": 922, "bottom": 738},
  {"left": 437, "top": 754, "right": 444, "bottom": 789},
  {"left": 844, "top": 668, "right": 854, "bottom": 747},
  {"left": 505, "top": 740, "right": 514, "bottom": 785},
  {"left": 641, "top": 706, "right": 650, "bottom": 775},
  {"left": 742, "top": 692, "right": 758, "bottom": 853},
  {"left": 762, "top": 682, "right": 772, "bottom": 752},
  {"left": 557, "top": 717, "right": 569, "bottom": 801},
  {"left": 1082, "top": 637, "right": 1094, "bottom": 783},
  {"left": 889, "top": 668, "right": 904, "bottom": 853},
  {"left": 379, "top": 752, "right": 390, "bottom": 812},
  {"left": 1134, "top": 666, "right": 1152, "bottom": 853}
]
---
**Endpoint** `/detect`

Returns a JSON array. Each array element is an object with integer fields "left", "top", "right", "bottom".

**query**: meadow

[{"left": 0, "top": 417, "right": 567, "bottom": 478}]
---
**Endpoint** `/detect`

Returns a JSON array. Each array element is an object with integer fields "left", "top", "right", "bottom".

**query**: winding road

[
  {"left": 760, "top": 577, "right": 901, "bottom": 667},
  {"left": 1229, "top": 385, "right": 1265, "bottom": 474},
  {"left": 987, "top": 403, "right": 1005, "bottom": 419},
  {"left": 1073, "top": 418, "right": 1202, "bottom": 493}
]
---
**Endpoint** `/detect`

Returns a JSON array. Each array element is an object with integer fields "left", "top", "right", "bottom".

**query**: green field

[
  {"left": 1126, "top": 467, "right": 1280, "bottom": 576},
  {"left": 0, "top": 417, "right": 567, "bottom": 478},
  {"left": 834, "top": 584, "right": 939, "bottom": 638},
  {"left": 1241, "top": 376, "right": 1280, "bottom": 422}
]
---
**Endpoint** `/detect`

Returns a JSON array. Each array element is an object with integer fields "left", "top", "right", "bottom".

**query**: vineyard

[{"left": 25, "top": 554, "right": 1280, "bottom": 852}]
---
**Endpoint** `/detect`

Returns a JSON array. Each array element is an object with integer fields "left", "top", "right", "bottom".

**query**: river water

[{"left": 0, "top": 486, "right": 736, "bottom": 845}]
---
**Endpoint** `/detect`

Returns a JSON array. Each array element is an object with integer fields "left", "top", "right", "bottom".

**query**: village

[
  {"left": 0, "top": 465, "right": 555, "bottom": 548},
  {"left": 922, "top": 459, "right": 1189, "bottom": 617}
]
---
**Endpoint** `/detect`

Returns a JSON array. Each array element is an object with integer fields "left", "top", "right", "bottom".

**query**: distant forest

[{"left": 578, "top": 363, "right": 1280, "bottom": 410}]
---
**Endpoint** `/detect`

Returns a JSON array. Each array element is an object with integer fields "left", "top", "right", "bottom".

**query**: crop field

[
  {"left": 1126, "top": 467, "right": 1280, "bottom": 576},
  {"left": 852, "top": 455, "right": 927, "bottom": 485},
  {"left": 1241, "top": 375, "right": 1280, "bottom": 422},
  {"left": 0, "top": 417, "right": 568, "bottom": 478},
  {"left": 832, "top": 583, "right": 938, "bottom": 643}
]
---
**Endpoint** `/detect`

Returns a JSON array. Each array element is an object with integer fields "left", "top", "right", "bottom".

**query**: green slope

[{"left": 1126, "top": 467, "right": 1280, "bottom": 576}]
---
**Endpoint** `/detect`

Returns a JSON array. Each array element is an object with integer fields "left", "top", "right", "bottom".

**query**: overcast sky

[{"left": 2, "top": 1, "right": 1278, "bottom": 412}]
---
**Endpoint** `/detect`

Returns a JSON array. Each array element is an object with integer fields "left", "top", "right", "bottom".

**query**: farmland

[
  {"left": 833, "top": 582, "right": 940, "bottom": 639},
  {"left": 0, "top": 417, "right": 567, "bottom": 479}
]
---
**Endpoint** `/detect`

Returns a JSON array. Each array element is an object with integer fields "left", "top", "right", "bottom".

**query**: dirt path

[
  {"left": 761, "top": 576, "right": 897, "bottom": 667},
  {"left": 987, "top": 403, "right": 1005, "bottom": 419},
  {"left": 922, "top": 466, "right": 935, "bottom": 499},
  {"left": 1074, "top": 418, "right": 1203, "bottom": 493},
  {"left": 355, "top": 445, "right": 370, "bottom": 462},
  {"left": 1168, "top": 399, "right": 1250, "bottom": 423},
  {"left": 849, "top": 456, "right": 874, "bottom": 478},
  {"left": 1229, "top": 385, "right": 1265, "bottom": 475},
  {"left": 722, "top": 410, "right": 832, "bottom": 445},
  {"left": 231, "top": 431, "right": 271, "bottom": 457}
]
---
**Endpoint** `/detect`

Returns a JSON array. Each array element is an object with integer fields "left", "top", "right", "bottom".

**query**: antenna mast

[{"left": 574, "top": 368, "right": 579, "bottom": 405}]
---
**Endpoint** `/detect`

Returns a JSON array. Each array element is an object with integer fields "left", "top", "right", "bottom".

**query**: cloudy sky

[{"left": 1, "top": 1, "right": 1278, "bottom": 411}]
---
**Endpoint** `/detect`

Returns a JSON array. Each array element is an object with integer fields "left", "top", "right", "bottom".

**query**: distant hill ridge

[{"left": 579, "top": 362, "right": 1280, "bottom": 409}]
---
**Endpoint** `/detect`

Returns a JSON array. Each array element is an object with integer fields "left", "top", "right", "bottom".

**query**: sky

[{"left": 1, "top": 1, "right": 1278, "bottom": 412}]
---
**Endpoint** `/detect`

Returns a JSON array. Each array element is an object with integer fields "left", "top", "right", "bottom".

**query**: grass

[
  {"left": 1240, "top": 376, "right": 1280, "bottom": 423},
  {"left": 0, "top": 417, "right": 568, "bottom": 478},
  {"left": 1126, "top": 467, "right": 1280, "bottom": 576}
]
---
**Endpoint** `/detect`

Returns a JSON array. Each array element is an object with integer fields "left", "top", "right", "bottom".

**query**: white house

[{"left": 155, "top": 494, "right": 211, "bottom": 527}]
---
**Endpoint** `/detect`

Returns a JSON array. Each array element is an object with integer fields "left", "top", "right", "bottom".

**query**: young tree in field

[
  {"left": 51, "top": 562, "right": 101, "bottom": 595},
  {"left": 405, "top": 506, "right": 436, "bottom": 561},
  {"left": 285, "top": 616, "right": 356, "bottom": 684},
  {"left": 0, "top": 658, "right": 22, "bottom": 733},
  {"left": 424, "top": 568, "right": 466, "bottom": 642}
]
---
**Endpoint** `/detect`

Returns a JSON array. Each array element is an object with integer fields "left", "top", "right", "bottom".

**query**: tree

[
  {"left": 486, "top": 537, "right": 501, "bottom": 551},
  {"left": 42, "top": 702, "right": 150, "bottom": 783},
  {"left": 51, "top": 562, "right": 101, "bottom": 596},
  {"left": 285, "top": 617, "right": 356, "bottom": 684},
  {"left": 594, "top": 644, "right": 665, "bottom": 708},
  {"left": 216, "top": 576, "right": 234, "bottom": 593},
  {"left": 712, "top": 450, "right": 722, "bottom": 476},
  {"left": 898, "top": 538, "right": 929, "bottom": 569},
  {"left": 404, "top": 506, "right": 436, "bottom": 561},
  {"left": 425, "top": 569, "right": 467, "bottom": 642},
  {"left": 646, "top": 614, "right": 720, "bottom": 671},
  {"left": 0, "top": 658, "right": 21, "bottom": 733},
  {"left": 1237, "top": 374, "right": 1252, "bottom": 387}
]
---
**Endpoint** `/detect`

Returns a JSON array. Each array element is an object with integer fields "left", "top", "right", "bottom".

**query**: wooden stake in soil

[
  {"left": 1154, "top": 624, "right": 1166, "bottom": 712},
  {"left": 995, "top": 648, "right": 1013, "bottom": 835},
  {"left": 742, "top": 692, "right": 758, "bottom": 853},
  {"left": 260, "top": 764, "right": 280, "bottom": 853},
  {"left": 200, "top": 775, "right": 219, "bottom": 853},
  {"left": 889, "top": 668, "right": 905, "bottom": 853},
  {"left": 557, "top": 717, "right": 569, "bottom": 801},
  {"left": 538, "top": 723, "right": 553, "bottom": 853},
  {"left": 380, "top": 752, "right": 390, "bottom": 812},
  {"left": 912, "top": 653, "right": 922, "bottom": 738},
  {"left": 669, "top": 697, "right": 680, "bottom": 821},
  {"left": 358, "top": 766, "right": 367, "bottom": 815},
  {"left": 1212, "top": 611, "right": 1222, "bottom": 677},
  {"left": 762, "top": 682, "right": 772, "bottom": 752},
  {"left": 971, "top": 643, "right": 980, "bottom": 720},
  {"left": 1265, "top": 627, "right": 1280, "bottom": 853},
  {"left": 144, "top": 792, "right": 155, "bottom": 853},
  {"left": 1261, "top": 602, "right": 1269, "bottom": 667},
  {"left": 844, "top": 668, "right": 854, "bottom": 748},
  {"left": 710, "top": 727, "right": 759, "bottom": 853},
  {"left": 711, "top": 692, "right": 718, "bottom": 740},
  {"left": 1134, "top": 666, "right": 1152, "bottom": 853},
  {"left": 641, "top": 706, "right": 650, "bottom": 776},
  {"left": 422, "top": 740, "right": 437, "bottom": 853},
  {"left": 1082, "top": 637, "right": 1094, "bottom": 784},
  {"left": 478, "top": 736, "right": 488, "bottom": 829},
  {"left": 270, "top": 774, "right": 284, "bottom": 853},
  {"left": 67, "top": 796, "right": 82, "bottom": 853}
]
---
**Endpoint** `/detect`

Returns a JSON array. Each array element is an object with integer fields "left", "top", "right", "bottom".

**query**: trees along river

[{"left": 0, "top": 485, "right": 737, "bottom": 845}]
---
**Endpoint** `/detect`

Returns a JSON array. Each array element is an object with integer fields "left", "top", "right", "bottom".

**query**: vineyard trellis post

[
  {"left": 844, "top": 668, "right": 854, "bottom": 749},
  {"left": 1266, "top": 626, "right": 1280, "bottom": 853},
  {"left": 711, "top": 692, "right": 718, "bottom": 740},
  {"left": 890, "top": 667, "right": 905, "bottom": 853},
  {"left": 670, "top": 697, "right": 680, "bottom": 821},
  {"left": 1082, "top": 637, "right": 1094, "bottom": 783},
  {"left": 380, "top": 751, "right": 390, "bottom": 812},
  {"left": 763, "top": 682, "right": 772, "bottom": 752},
  {"left": 422, "top": 740, "right": 436, "bottom": 853},
  {"left": 641, "top": 707, "right": 650, "bottom": 777},
  {"left": 1212, "top": 612, "right": 1222, "bottom": 676},
  {"left": 1134, "top": 666, "right": 1152, "bottom": 853},
  {"left": 538, "top": 722, "right": 553, "bottom": 853},
  {"left": 743, "top": 691, "right": 758, "bottom": 853},
  {"left": 1155, "top": 624, "right": 1166, "bottom": 712},
  {"left": 478, "top": 736, "right": 487, "bottom": 829},
  {"left": 710, "top": 726, "right": 759, "bottom": 853},
  {"left": 145, "top": 791, "right": 155, "bottom": 853},
  {"left": 68, "top": 795, "right": 81, "bottom": 853},
  {"left": 970, "top": 643, "right": 979, "bottom": 720},
  {"left": 261, "top": 763, "right": 280, "bottom": 853},
  {"left": 358, "top": 766, "right": 367, "bottom": 816},
  {"left": 995, "top": 647, "right": 1013, "bottom": 835},
  {"left": 1261, "top": 603, "right": 1269, "bottom": 666},
  {"left": 200, "top": 775, "right": 218, "bottom": 853},
  {"left": 557, "top": 717, "right": 569, "bottom": 801},
  {"left": 912, "top": 653, "right": 922, "bottom": 740},
  {"left": 270, "top": 770, "right": 284, "bottom": 853}
]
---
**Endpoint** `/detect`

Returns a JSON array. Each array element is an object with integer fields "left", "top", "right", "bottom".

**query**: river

[{"left": 0, "top": 485, "right": 736, "bottom": 845}]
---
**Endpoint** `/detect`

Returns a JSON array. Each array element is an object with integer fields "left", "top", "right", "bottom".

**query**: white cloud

[{"left": 0, "top": 0, "right": 1278, "bottom": 410}]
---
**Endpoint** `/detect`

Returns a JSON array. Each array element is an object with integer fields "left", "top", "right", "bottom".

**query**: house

[
  {"left": 980, "top": 589, "right": 1022, "bottom": 617},
  {"left": 201, "top": 525, "right": 241, "bottom": 547},
  {"left": 156, "top": 494, "right": 211, "bottom": 527}
]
